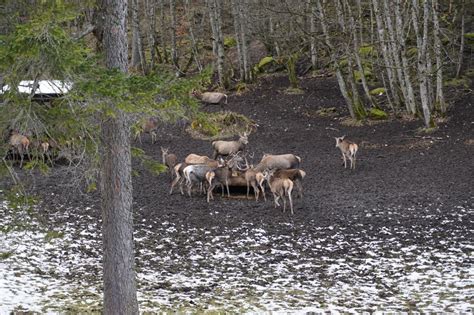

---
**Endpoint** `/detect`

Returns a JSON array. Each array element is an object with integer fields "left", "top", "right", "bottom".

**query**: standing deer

[
  {"left": 137, "top": 117, "right": 159, "bottom": 144},
  {"left": 8, "top": 130, "right": 30, "bottom": 168},
  {"left": 211, "top": 133, "right": 249, "bottom": 159},
  {"left": 161, "top": 147, "right": 177, "bottom": 181},
  {"left": 335, "top": 136, "right": 359, "bottom": 170},
  {"left": 263, "top": 169, "right": 295, "bottom": 214}
]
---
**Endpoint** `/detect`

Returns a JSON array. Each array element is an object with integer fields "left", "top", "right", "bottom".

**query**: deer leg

[
  {"left": 342, "top": 153, "right": 347, "bottom": 168},
  {"left": 259, "top": 182, "right": 266, "bottom": 202},
  {"left": 225, "top": 180, "right": 230, "bottom": 197},
  {"left": 253, "top": 183, "right": 258, "bottom": 201}
]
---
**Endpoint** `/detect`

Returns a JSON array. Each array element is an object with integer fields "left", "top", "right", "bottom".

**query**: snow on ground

[{"left": 0, "top": 201, "right": 473, "bottom": 313}]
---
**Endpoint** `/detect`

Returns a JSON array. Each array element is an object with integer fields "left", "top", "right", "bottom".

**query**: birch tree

[
  {"left": 412, "top": 0, "right": 433, "bottom": 127},
  {"left": 207, "top": 0, "right": 226, "bottom": 87}
]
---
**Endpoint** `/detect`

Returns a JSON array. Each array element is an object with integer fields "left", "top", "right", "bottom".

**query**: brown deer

[
  {"left": 8, "top": 130, "right": 30, "bottom": 168},
  {"left": 335, "top": 136, "right": 359, "bottom": 169}
]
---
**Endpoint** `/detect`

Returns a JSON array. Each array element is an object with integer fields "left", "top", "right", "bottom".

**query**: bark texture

[{"left": 101, "top": 0, "right": 139, "bottom": 313}]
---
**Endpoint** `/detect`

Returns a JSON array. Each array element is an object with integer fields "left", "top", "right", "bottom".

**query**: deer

[
  {"left": 183, "top": 164, "right": 215, "bottom": 197},
  {"left": 335, "top": 136, "right": 359, "bottom": 170},
  {"left": 254, "top": 153, "right": 301, "bottom": 172},
  {"left": 161, "top": 147, "right": 177, "bottom": 181},
  {"left": 136, "top": 117, "right": 159, "bottom": 144},
  {"left": 170, "top": 162, "right": 187, "bottom": 195},
  {"left": 244, "top": 167, "right": 266, "bottom": 201},
  {"left": 263, "top": 169, "right": 295, "bottom": 214},
  {"left": 205, "top": 154, "right": 246, "bottom": 202},
  {"left": 211, "top": 132, "right": 249, "bottom": 160},
  {"left": 8, "top": 130, "right": 30, "bottom": 168},
  {"left": 191, "top": 89, "right": 228, "bottom": 110},
  {"left": 205, "top": 164, "right": 232, "bottom": 203},
  {"left": 273, "top": 169, "right": 306, "bottom": 199}
]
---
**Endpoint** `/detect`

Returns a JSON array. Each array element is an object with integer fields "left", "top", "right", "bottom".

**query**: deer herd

[
  {"left": 161, "top": 132, "right": 359, "bottom": 215},
  {"left": 5, "top": 85, "right": 359, "bottom": 215}
]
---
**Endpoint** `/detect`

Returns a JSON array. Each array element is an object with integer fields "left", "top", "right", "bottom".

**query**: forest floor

[{"left": 1, "top": 74, "right": 473, "bottom": 313}]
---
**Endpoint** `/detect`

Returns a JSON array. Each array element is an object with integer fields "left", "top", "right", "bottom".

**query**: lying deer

[
  {"left": 335, "top": 136, "right": 358, "bottom": 170},
  {"left": 192, "top": 89, "right": 228, "bottom": 110}
]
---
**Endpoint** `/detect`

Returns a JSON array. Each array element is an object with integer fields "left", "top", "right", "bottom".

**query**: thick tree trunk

[{"left": 101, "top": 0, "right": 138, "bottom": 313}]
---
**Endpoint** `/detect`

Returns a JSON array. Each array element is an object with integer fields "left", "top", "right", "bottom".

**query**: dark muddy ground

[{"left": 2, "top": 74, "right": 473, "bottom": 312}]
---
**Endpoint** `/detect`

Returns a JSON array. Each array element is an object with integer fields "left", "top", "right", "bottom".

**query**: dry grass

[{"left": 340, "top": 117, "right": 365, "bottom": 127}]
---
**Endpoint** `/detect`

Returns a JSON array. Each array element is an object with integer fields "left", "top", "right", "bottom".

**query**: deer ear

[{"left": 342, "top": 135, "right": 346, "bottom": 139}]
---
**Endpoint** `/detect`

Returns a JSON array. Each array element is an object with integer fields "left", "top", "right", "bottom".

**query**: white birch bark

[
  {"left": 372, "top": 0, "right": 400, "bottom": 109},
  {"left": 412, "top": 0, "right": 432, "bottom": 127}
]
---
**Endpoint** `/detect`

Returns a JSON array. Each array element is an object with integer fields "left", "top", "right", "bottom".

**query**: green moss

[
  {"left": 464, "top": 33, "right": 474, "bottom": 39},
  {"left": 354, "top": 69, "right": 373, "bottom": 82},
  {"left": 370, "top": 87, "right": 386, "bottom": 96},
  {"left": 188, "top": 112, "right": 255, "bottom": 140},
  {"left": 369, "top": 108, "right": 388, "bottom": 120},
  {"left": 224, "top": 36, "right": 237, "bottom": 48},
  {"left": 407, "top": 47, "right": 418, "bottom": 57},
  {"left": 257, "top": 56, "right": 274, "bottom": 69},
  {"left": 359, "top": 45, "right": 376, "bottom": 57},
  {"left": 444, "top": 77, "right": 470, "bottom": 88}
]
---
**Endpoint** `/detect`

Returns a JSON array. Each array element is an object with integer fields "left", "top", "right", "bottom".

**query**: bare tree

[
  {"left": 169, "top": 0, "right": 178, "bottom": 69},
  {"left": 100, "top": 0, "right": 139, "bottom": 312},
  {"left": 455, "top": 0, "right": 465, "bottom": 78},
  {"left": 184, "top": 0, "right": 202, "bottom": 72},
  {"left": 432, "top": 0, "right": 446, "bottom": 113},
  {"left": 412, "top": 0, "right": 432, "bottom": 127},
  {"left": 207, "top": 0, "right": 226, "bottom": 87}
]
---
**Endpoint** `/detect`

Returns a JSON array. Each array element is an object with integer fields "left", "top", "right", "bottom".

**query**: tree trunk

[
  {"left": 159, "top": 0, "right": 168, "bottom": 63},
  {"left": 383, "top": 0, "right": 410, "bottom": 113},
  {"left": 184, "top": 0, "right": 202, "bottom": 72},
  {"left": 100, "top": 0, "right": 138, "bottom": 314},
  {"left": 455, "top": 0, "right": 465, "bottom": 78},
  {"left": 130, "top": 0, "right": 142, "bottom": 69},
  {"left": 238, "top": 0, "right": 251, "bottom": 82},
  {"left": 412, "top": 0, "right": 432, "bottom": 127},
  {"left": 145, "top": 0, "right": 158, "bottom": 69},
  {"left": 231, "top": 0, "right": 245, "bottom": 80},
  {"left": 207, "top": 0, "right": 226, "bottom": 87},
  {"left": 317, "top": 0, "right": 356, "bottom": 119},
  {"left": 395, "top": 0, "right": 417, "bottom": 114},
  {"left": 169, "top": 0, "right": 178, "bottom": 69},
  {"left": 345, "top": 0, "right": 375, "bottom": 108},
  {"left": 372, "top": 0, "right": 400, "bottom": 110},
  {"left": 310, "top": 1, "right": 317, "bottom": 68}
]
